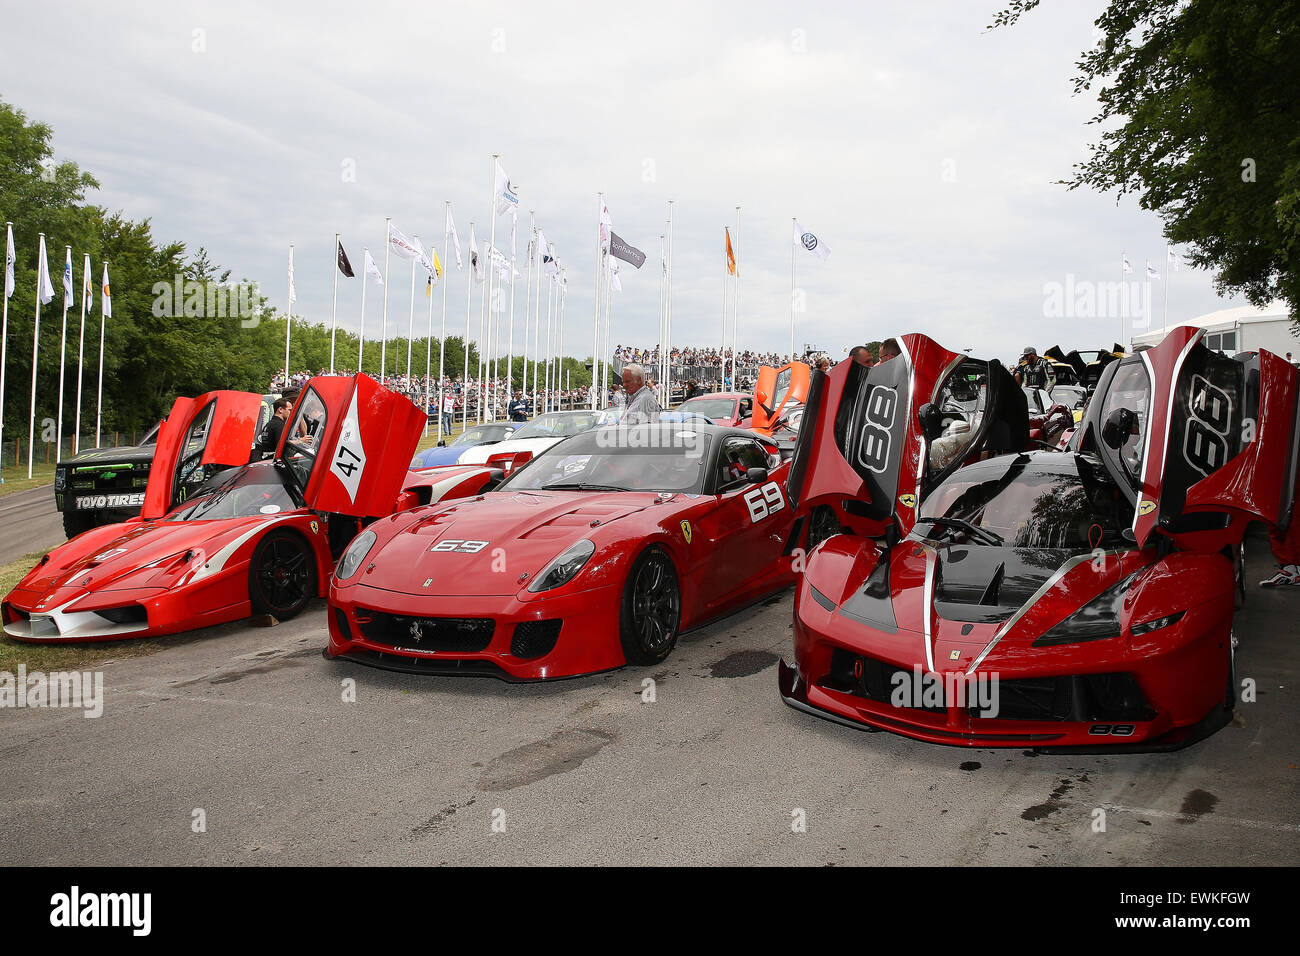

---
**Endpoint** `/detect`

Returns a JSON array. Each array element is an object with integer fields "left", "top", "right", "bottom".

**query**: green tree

[{"left": 991, "top": 0, "right": 1300, "bottom": 323}]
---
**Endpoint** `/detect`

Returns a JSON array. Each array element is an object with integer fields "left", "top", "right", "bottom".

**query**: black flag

[
  {"left": 337, "top": 241, "right": 355, "bottom": 278},
  {"left": 609, "top": 231, "right": 646, "bottom": 269}
]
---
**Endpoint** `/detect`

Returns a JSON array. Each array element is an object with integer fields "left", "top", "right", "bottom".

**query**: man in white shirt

[
  {"left": 441, "top": 393, "right": 455, "bottom": 434},
  {"left": 620, "top": 363, "right": 662, "bottom": 425}
]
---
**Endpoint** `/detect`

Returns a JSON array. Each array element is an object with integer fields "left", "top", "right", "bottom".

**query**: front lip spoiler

[
  {"left": 324, "top": 646, "right": 620, "bottom": 684},
  {"left": 777, "top": 659, "right": 1226, "bottom": 753}
]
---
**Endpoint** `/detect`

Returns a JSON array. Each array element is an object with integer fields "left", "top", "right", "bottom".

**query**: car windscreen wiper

[
  {"left": 914, "top": 516, "right": 1005, "bottom": 547},
  {"left": 540, "top": 482, "right": 632, "bottom": 492}
]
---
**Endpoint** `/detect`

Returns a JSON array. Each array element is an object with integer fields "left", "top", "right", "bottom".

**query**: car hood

[
  {"left": 59, "top": 445, "right": 154, "bottom": 467},
  {"left": 355, "top": 490, "right": 664, "bottom": 596},
  {"left": 456, "top": 436, "right": 564, "bottom": 464},
  {"left": 413, "top": 445, "right": 466, "bottom": 468},
  {"left": 10, "top": 514, "right": 281, "bottom": 606}
]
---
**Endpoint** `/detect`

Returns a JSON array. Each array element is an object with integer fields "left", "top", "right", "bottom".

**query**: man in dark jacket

[
  {"left": 508, "top": 390, "right": 530, "bottom": 422},
  {"left": 254, "top": 397, "right": 292, "bottom": 459}
]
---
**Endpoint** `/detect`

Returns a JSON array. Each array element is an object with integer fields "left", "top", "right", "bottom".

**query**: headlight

[
  {"left": 336, "top": 530, "right": 377, "bottom": 581},
  {"left": 528, "top": 539, "right": 596, "bottom": 593},
  {"left": 1032, "top": 571, "right": 1141, "bottom": 647},
  {"left": 54, "top": 468, "right": 67, "bottom": 491},
  {"left": 1130, "top": 610, "right": 1185, "bottom": 635}
]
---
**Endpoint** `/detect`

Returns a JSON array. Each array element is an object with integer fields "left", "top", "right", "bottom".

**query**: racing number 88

[
  {"left": 1183, "top": 374, "right": 1233, "bottom": 477},
  {"left": 858, "top": 386, "right": 897, "bottom": 474},
  {"left": 743, "top": 482, "right": 785, "bottom": 523}
]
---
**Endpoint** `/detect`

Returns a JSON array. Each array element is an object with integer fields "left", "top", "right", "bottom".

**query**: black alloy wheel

[{"left": 248, "top": 530, "right": 317, "bottom": 620}]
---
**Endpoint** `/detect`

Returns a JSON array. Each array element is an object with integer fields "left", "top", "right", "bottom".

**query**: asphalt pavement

[
  {"left": 0, "top": 534, "right": 1295, "bottom": 866},
  {"left": 0, "top": 485, "right": 63, "bottom": 565}
]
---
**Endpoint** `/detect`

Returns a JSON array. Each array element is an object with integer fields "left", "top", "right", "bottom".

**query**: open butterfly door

[
  {"left": 751, "top": 361, "right": 811, "bottom": 436},
  {"left": 140, "top": 391, "right": 264, "bottom": 519},
  {"left": 1082, "top": 326, "right": 1299, "bottom": 549},
  {"left": 787, "top": 334, "right": 1027, "bottom": 539},
  {"left": 278, "top": 374, "right": 427, "bottom": 518}
]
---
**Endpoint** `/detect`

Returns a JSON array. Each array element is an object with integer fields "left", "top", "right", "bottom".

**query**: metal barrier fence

[{"left": 0, "top": 433, "right": 148, "bottom": 475}]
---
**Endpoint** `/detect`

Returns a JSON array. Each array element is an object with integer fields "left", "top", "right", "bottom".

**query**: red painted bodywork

[
  {"left": 780, "top": 328, "right": 1299, "bottom": 751},
  {"left": 678, "top": 392, "right": 753, "bottom": 428},
  {"left": 142, "top": 391, "right": 263, "bottom": 519},
  {"left": 327, "top": 448, "right": 798, "bottom": 680},
  {"left": 2, "top": 376, "right": 494, "bottom": 643}
]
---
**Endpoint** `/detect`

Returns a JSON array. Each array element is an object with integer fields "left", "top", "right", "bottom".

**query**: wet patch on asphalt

[
  {"left": 1021, "top": 777, "right": 1076, "bottom": 821},
  {"left": 1178, "top": 788, "right": 1218, "bottom": 822},
  {"left": 478, "top": 727, "right": 616, "bottom": 792},
  {"left": 707, "top": 650, "right": 779, "bottom": 679}
]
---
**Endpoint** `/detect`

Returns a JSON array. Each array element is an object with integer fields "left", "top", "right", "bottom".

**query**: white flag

[
  {"left": 495, "top": 160, "right": 519, "bottom": 217},
  {"left": 101, "top": 262, "right": 112, "bottom": 317},
  {"left": 534, "top": 228, "right": 549, "bottom": 265},
  {"left": 446, "top": 207, "right": 463, "bottom": 270},
  {"left": 610, "top": 261, "right": 623, "bottom": 293},
  {"left": 599, "top": 203, "right": 612, "bottom": 251},
  {"left": 411, "top": 235, "right": 435, "bottom": 280},
  {"left": 82, "top": 253, "right": 93, "bottom": 313},
  {"left": 470, "top": 228, "right": 484, "bottom": 284},
  {"left": 364, "top": 249, "right": 383, "bottom": 285},
  {"left": 62, "top": 247, "right": 74, "bottom": 308},
  {"left": 37, "top": 235, "right": 54, "bottom": 305},
  {"left": 389, "top": 225, "right": 421, "bottom": 263},
  {"left": 793, "top": 221, "right": 830, "bottom": 261},
  {"left": 4, "top": 223, "right": 14, "bottom": 299},
  {"left": 1122, "top": 254, "right": 1133, "bottom": 274},
  {"left": 1145, "top": 260, "right": 1160, "bottom": 280},
  {"left": 1167, "top": 248, "right": 1180, "bottom": 272},
  {"left": 288, "top": 247, "right": 297, "bottom": 303}
]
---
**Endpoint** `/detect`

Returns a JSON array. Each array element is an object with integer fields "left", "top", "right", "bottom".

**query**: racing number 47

[
  {"left": 334, "top": 443, "right": 362, "bottom": 478},
  {"left": 744, "top": 481, "right": 785, "bottom": 522}
]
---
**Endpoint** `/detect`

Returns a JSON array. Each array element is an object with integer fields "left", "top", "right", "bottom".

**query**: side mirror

[
  {"left": 745, "top": 467, "right": 769, "bottom": 484},
  {"left": 1102, "top": 407, "right": 1137, "bottom": 449}
]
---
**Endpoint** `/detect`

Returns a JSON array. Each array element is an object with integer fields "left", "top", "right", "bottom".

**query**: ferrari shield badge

[
  {"left": 1138, "top": 499, "right": 1157, "bottom": 516},
  {"left": 310, "top": 520, "right": 320, "bottom": 535},
  {"left": 898, "top": 494, "right": 917, "bottom": 509},
  {"left": 680, "top": 520, "right": 693, "bottom": 544}
]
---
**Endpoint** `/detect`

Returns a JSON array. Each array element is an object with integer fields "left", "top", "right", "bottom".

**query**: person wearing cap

[{"left": 1015, "top": 346, "right": 1054, "bottom": 389}]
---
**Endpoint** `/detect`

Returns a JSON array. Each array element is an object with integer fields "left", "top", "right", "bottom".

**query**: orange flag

[{"left": 725, "top": 227, "right": 736, "bottom": 276}]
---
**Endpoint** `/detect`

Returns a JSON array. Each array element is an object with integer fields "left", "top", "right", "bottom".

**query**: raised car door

[
  {"left": 751, "top": 362, "right": 812, "bottom": 435},
  {"left": 786, "top": 333, "right": 1028, "bottom": 540},
  {"left": 1081, "top": 326, "right": 1299, "bottom": 549},
  {"left": 280, "top": 373, "right": 428, "bottom": 518},
  {"left": 702, "top": 436, "right": 789, "bottom": 599},
  {"left": 141, "top": 391, "right": 264, "bottom": 519}
]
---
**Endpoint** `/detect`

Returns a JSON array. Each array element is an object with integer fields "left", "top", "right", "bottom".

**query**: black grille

[
  {"left": 822, "top": 649, "right": 944, "bottom": 713},
  {"left": 980, "top": 672, "right": 1155, "bottom": 722},
  {"left": 333, "top": 606, "right": 352, "bottom": 640},
  {"left": 511, "top": 620, "right": 561, "bottom": 659},
  {"left": 97, "top": 605, "right": 147, "bottom": 625},
  {"left": 356, "top": 610, "right": 494, "bottom": 652}
]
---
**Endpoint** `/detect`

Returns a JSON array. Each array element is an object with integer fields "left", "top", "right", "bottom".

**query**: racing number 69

[{"left": 743, "top": 481, "right": 785, "bottom": 523}]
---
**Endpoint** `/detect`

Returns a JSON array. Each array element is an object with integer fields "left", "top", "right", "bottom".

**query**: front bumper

[
  {"left": 781, "top": 578, "right": 1234, "bottom": 752},
  {"left": 325, "top": 580, "right": 626, "bottom": 681}
]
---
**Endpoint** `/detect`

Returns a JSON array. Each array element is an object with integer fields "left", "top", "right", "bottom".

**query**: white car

[{"left": 457, "top": 410, "right": 602, "bottom": 473}]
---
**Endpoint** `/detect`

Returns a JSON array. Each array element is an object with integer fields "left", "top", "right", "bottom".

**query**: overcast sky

[{"left": 2, "top": 0, "right": 1252, "bottom": 365}]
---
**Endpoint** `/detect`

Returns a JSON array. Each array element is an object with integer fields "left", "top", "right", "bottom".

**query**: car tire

[
  {"left": 62, "top": 509, "right": 97, "bottom": 539},
  {"left": 618, "top": 547, "right": 682, "bottom": 666},
  {"left": 248, "top": 530, "right": 317, "bottom": 621}
]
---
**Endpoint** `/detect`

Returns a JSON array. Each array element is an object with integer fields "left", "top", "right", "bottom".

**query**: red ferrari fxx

[
  {"left": 326, "top": 423, "right": 798, "bottom": 680},
  {"left": 779, "top": 329, "right": 1298, "bottom": 751},
  {"left": 2, "top": 376, "right": 496, "bottom": 642}
]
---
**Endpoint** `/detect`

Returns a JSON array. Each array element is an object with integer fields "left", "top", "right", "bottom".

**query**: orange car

[{"left": 749, "top": 361, "right": 811, "bottom": 451}]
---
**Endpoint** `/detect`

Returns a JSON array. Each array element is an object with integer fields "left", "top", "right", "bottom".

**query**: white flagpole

[
  {"left": 484, "top": 153, "right": 499, "bottom": 423},
  {"left": 659, "top": 235, "right": 667, "bottom": 393},
  {"left": 55, "top": 245, "right": 70, "bottom": 462},
  {"left": 405, "top": 234, "right": 419, "bottom": 386},
  {"left": 358, "top": 247, "right": 369, "bottom": 374},
  {"left": 732, "top": 206, "right": 740, "bottom": 387},
  {"left": 506, "top": 214, "right": 518, "bottom": 403},
  {"left": 544, "top": 269, "right": 554, "bottom": 412},
  {"left": 424, "top": 235, "right": 437, "bottom": 436},
  {"left": 477, "top": 247, "right": 489, "bottom": 424},
  {"left": 665, "top": 200, "right": 674, "bottom": 403},
  {"left": 74, "top": 253, "right": 90, "bottom": 454},
  {"left": 790, "top": 218, "right": 797, "bottom": 360},
  {"left": 0, "top": 222, "right": 11, "bottom": 472},
  {"left": 28, "top": 234, "right": 47, "bottom": 479},
  {"left": 436, "top": 201, "right": 452, "bottom": 442},
  {"left": 95, "top": 261, "right": 106, "bottom": 448},
  {"left": 532, "top": 237, "right": 541, "bottom": 414},
  {"left": 603, "top": 260, "right": 614, "bottom": 407},
  {"left": 283, "top": 243, "right": 293, "bottom": 387},
  {"left": 522, "top": 212, "right": 535, "bottom": 417},
  {"left": 329, "top": 233, "right": 340, "bottom": 373},
  {"left": 558, "top": 269, "right": 567, "bottom": 409},
  {"left": 591, "top": 193, "right": 603, "bottom": 410},
  {"left": 1119, "top": 251, "right": 1125, "bottom": 351},
  {"left": 381, "top": 218, "right": 392, "bottom": 384},
  {"left": 721, "top": 236, "right": 728, "bottom": 390},
  {"left": 463, "top": 222, "right": 475, "bottom": 434}
]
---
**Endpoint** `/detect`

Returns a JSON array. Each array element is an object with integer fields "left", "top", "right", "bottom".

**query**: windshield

[
  {"left": 1097, "top": 360, "right": 1150, "bottom": 483},
  {"left": 1051, "top": 386, "right": 1088, "bottom": 409},
  {"left": 511, "top": 411, "right": 599, "bottom": 440},
  {"left": 501, "top": 428, "right": 709, "bottom": 493},
  {"left": 166, "top": 463, "right": 297, "bottom": 521},
  {"left": 282, "top": 388, "right": 327, "bottom": 489},
  {"left": 680, "top": 398, "right": 734, "bottom": 420},
  {"left": 918, "top": 455, "right": 1129, "bottom": 551},
  {"left": 453, "top": 424, "right": 513, "bottom": 447}
]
